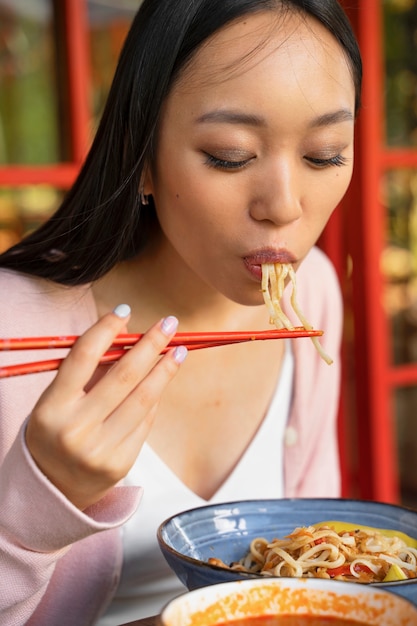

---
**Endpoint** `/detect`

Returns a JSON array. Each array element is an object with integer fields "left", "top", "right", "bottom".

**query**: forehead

[{"left": 171, "top": 10, "right": 354, "bottom": 106}]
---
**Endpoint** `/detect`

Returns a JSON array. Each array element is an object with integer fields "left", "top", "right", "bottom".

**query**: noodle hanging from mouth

[{"left": 261, "top": 263, "right": 332, "bottom": 364}]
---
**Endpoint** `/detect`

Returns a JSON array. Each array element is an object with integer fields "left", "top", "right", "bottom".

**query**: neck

[
  {"left": 123, "top": 256, "right": 265, "bottom": 332},
  {"left": 93, "top": 238, "right": 269, "bottom": 333}
]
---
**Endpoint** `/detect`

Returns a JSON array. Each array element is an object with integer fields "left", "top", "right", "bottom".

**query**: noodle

[
  {"left": 208, "top": 524, "right": 417, "bottom": 583},
  {"left": 261, "top": 263, "right": 332, "bottom": 365}
]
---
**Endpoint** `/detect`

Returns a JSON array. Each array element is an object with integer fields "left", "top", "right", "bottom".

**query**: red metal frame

[
  {"left": 63, "top": 0, "right": 91, "bottom": 163},
  {"left": 321, "top": 0, "right": 417, "bottom": 503},
  {"left": 347, "top": 0, "right": 398, "bottom": 502},
  {"left": 0, "top": 164, "right": 79, "bottom": 187},
  {"left": 0, "top": 0, "right": 92, "bottom": 188}
]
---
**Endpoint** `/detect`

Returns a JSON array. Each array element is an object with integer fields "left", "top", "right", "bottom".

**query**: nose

[{"left": 249, "top": 158, "right": 303, "bottom": 226}]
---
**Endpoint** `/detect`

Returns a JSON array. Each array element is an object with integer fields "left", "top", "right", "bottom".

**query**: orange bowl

[{"left": 158, "top": 578, "right": 417, "bottom": 626}]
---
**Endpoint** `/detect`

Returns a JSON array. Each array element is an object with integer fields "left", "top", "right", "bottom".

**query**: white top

[{"left": 97, "top": 342, "right": 294, "bottom": 626}]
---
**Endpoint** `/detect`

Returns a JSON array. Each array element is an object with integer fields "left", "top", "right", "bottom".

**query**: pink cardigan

[{"left": 0, "top": 246, "right": 342, "bottom": 625}]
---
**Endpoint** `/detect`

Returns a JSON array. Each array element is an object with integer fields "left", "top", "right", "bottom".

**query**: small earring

[{"left": 140, "top": 189, "right": 149, "bottom": 205}]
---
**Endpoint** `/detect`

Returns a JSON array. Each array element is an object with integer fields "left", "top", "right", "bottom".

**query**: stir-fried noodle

[
  {"left": 261, "top": 263, "right": 332, "bottom": 364},
  {"left": 208, "top": 525, "right": 417, "bottom": 583}
]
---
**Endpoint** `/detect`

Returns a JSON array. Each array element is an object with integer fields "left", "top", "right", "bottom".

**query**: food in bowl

[
  {"left": 157, "top": 578, "right": 417, "bottom": 626},
  {"left": 157, "top": 498, "right": 417, "bottom": 606},
  {"left": 207, "top": 521, "right": 417, "bottom": 583}
]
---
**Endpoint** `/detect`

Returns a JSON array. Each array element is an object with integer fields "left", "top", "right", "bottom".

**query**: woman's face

[{"left": 146, "top": 10, "right": 356, "bottom": 305}]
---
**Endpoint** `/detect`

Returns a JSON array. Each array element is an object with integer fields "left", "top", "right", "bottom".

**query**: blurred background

[{"left": 0, "top": 0, "right": 416, "bottom": 508}]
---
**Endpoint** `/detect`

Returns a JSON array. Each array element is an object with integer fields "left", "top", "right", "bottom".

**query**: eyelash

[
  {"left": 204, "top": 152, "right": 349, "bottom": 171},
  {"left": 204, "top": 154, "right": 251, "bottom": 170},
  {"left": 305, "top": 154, "right": 349, "bottom": 168}
]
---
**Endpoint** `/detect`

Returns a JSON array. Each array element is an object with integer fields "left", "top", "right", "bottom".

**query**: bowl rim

[
  {"left": 156, "top": 497, "right": 417, "bottom": 588},
  {"left": 159, "top": 577, "right": 417, "bottom": 625}
]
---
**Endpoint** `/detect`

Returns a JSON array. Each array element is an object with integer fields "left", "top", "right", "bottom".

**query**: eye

[
  {"left": 204, "top": 153, "right": 253, "bottom": 171},
  {"left": 305, "top": 154, "right": 349, "bottom": 168}
]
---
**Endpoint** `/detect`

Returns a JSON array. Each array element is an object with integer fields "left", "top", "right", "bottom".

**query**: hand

[{"left": 25, "top": 305, "right": 187, "bottom": 510}]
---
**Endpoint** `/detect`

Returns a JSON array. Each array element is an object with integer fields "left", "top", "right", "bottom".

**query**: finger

[
  {"left": 55, "top": 346, "right": 188, "bottom": 487},
  {"left": 50, "top": 303, "right": 132, "bottom": 401},
  {"left": 82, "top": 316, "right": 183, "bottom": 420},
  {"left": 94, "top": 406, "right": 159, "bottom": 483},
  {"left": 99, "top": 344, "right": 188, "bottom": 441}
]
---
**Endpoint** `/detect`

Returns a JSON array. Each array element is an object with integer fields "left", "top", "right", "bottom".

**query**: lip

[{"left": 244, "top": 248, "right": 297, "bottom": 280}]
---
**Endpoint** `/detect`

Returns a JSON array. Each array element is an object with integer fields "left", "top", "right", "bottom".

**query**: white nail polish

[
  {"left": 113, "top": 304, "right": 131, "bottom": 318},
  {"left": 173, "top": 345, "right": 188, "bottom": 364},
  {"left": 161, "top": 315, "right": 179, "bottom": 335}
]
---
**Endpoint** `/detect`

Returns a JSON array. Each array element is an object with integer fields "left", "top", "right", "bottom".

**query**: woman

[{"left": 0, "top": 0, "right": 362, "bottom": 624}]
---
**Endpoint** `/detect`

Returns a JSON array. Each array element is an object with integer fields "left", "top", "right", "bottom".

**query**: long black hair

[{"left": 0, "top": 0, "right": 362, "bottom": 285}]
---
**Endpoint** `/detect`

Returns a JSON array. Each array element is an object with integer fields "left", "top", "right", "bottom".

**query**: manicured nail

[
  {"left": 113, "top": 304, "right": 131, "bottom": 318},
  {"left": 173, "top": 345, "right": 188, "bottom": 364},
  {"left": 161, "top": 315, "right": 179, "bottom": 335}
]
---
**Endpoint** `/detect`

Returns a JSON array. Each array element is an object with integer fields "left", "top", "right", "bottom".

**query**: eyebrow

[
  {"left": 196, "top": 110, "right": 266, "bottom": 126},
  {"left": 311, "top": 109, "right": 354, "bottom": 127},
  {"left": 195, "top": 108, "right": 354, "bottom": 128}
]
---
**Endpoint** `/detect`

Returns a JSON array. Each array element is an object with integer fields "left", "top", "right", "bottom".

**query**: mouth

[{"left": 243, "top": 248, "right": 297, "bottom": 280}]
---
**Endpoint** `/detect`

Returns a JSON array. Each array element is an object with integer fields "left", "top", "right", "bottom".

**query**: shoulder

[
  {"left": 281, "top": 246, "right": 343, "bottom": 362},
  {"left": 296, "top": 246, "right": 341, "bottom": 300},
  {"left": 283, "top": 246, "right": 342, "bottom": 328},
  {"left": 296, "top": 247, "right": 342, "bottom": 328},
  {"left": 0, "top": 269, "right": 97, "bottom": 335},
  {"left": 283, "top": 248, "right": 343, "bottom": 496}
]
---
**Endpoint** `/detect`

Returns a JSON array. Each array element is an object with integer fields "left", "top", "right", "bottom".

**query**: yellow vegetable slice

[
  {"left": 383, "top": 563, "right": 408, "bottom": 582},
  {"left": 313, "top": 520, "right": 417, "bottom": 549}
]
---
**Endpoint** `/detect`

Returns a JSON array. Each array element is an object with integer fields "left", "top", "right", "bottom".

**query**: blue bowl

[{"left": 157, "top": 498, "right": 417, "bottom": 605}]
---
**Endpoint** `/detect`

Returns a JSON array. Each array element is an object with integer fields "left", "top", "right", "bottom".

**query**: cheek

[
  {"left": 301, "top": 169, "right": 353, "bottom": 240},
  {"left": 152, "top": 152, "right": 204, "bottom": 213},
  {"left": 334, "top": 167, "right": 354, "bottom": 205},
  {"left": 153, "top": 164, "right": 236, "bottom": 238},
  {"left": 153, "top": 180, "right": 222, "bottom": 246},
  {"left": 318, "top": 167, "right": 353, "bottom": 215}
]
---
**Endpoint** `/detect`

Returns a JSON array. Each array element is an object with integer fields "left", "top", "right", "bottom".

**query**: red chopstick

[
  {"left": 0, "top": 328, "right": 323, "bottom": 379},
  {"left": 0, "top": 328, "right": 321, "bottom": 351}
]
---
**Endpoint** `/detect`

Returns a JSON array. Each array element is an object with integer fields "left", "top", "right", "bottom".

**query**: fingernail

[
  {"left": 113, "top": 304, "right": 131, "bottom": 318},
  {"left": 173, "top": 345, "right": 188, "bottom": 364},
  {"left": 161, "top": 315, "right": 178, "bottom": 335}
]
